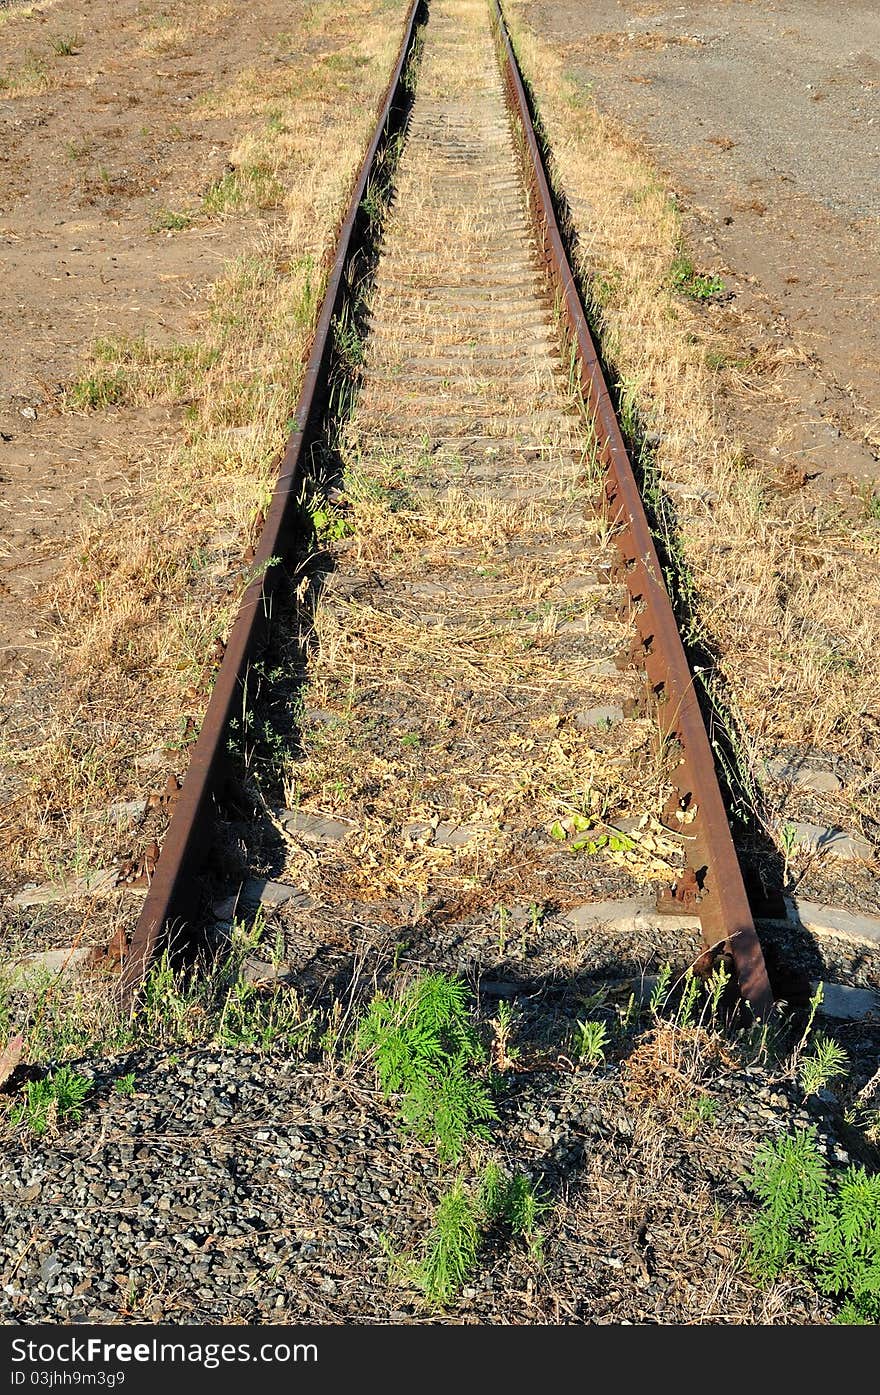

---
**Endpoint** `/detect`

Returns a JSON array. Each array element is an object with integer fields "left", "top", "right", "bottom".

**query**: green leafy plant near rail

[
  {"left": 356, "top": 972, "right": 496, "bottom": 1163},
  {"left": 745, "top": 1127, "right": 880, "bottom": 1324}
]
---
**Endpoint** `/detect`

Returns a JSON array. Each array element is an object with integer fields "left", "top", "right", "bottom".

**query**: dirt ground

[
  {"left": 0, "top": 0, "right": 269, "bottom": 690},
  {"left": 0, "top": 0, "right": 409, "bottom": 912},
  {"left": 527, "top": 0, "right": 880, "bottom": 484}
]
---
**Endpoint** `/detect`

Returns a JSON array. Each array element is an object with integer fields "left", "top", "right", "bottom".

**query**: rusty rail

[
  {"left": 119, "top": 0, "right": 425, "bottom": 1004},
  {"left": 491, "top": 0, "right": 773, "bottom": 1018},
  {"left": 122, "top": 0, "right": 773, "bottom": 1020}
]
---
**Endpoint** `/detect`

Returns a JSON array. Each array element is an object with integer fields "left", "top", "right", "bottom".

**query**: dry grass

[
  {"left": 266, "top": 0, "right": 686, "bottom": 914},
  {"left": 0, "top": 0, "right": 62, "bottom": 30},
  {"left": 504, "top": 1, "right": 880, "bottom": 846},
  {"left": 285, "top": 483, "right": 672, "bottom": 904},
  {"left": 0, "top": 49, "right": 59, "bottom": 97},
  {"left": 135, "top": 0, "right": 234, "bottom": 57},
  {"left": 2, "top": 0, "right": 413, "bottom": 884}
]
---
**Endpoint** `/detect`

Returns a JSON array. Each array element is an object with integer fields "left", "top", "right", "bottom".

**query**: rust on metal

[
  {"left": 491, "top": 0, "right": 774, "bottom": 1018},
  {"left": 121, "top": 0, "right": 773, "bottom": 1021},
  {"left": 118, "top": 0, "right": 425, "bottom": 1005}
]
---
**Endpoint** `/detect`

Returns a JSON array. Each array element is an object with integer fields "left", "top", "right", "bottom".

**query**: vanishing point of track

[{"left": 120, "top": 0, "right": 775, "bottom": 1018}]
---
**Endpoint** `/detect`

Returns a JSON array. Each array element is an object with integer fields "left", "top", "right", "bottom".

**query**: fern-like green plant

[
  {"left": 746, "top": 1128, "right": 829, "bottom": 1275},
  {"left": 479, "top": 1162, "right": 548, "bottom": 1258},
  {"left": 745, "top": 1126, "right": 880, "bottom": 1323},
  {"left": 675, "top": 969, "right": 700, "bottom": 1026},
  {"left": 649, "top": 963, "right": 673, "bottom": 1018},
  {"left": 400, "top": 1052, "right": 497, "bottom": 1163},
  {"left": 414, "top": 1180, "right": 481, "bottom": 1306},
  {"left": 390, "top": 1163, "right": 550, "bottom": 1307},
  {"left": 800, "top": 1034, "right": 849, "bottom": 1098},
  {"left": 11, "top": 1066, "right": 90, "bottom": 1136},
  {"left": 356, "top": 973, "right": 495, "bottom": 1162}
]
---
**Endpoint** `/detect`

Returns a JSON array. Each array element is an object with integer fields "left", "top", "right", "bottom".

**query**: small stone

[
  {"left": 403, "top": 820, "right": 433, "bottom": 841},
  {"left": 788, "top": 822, "right": 873, "bottom": 861},
  {"left": 19, "top": 406, "right": 37, "bottom": 420},
  {"left": 791, "top": 900, "right": 880, "bottom": 945},
  {"left": 39, "top": 1255, "right": 62, "bottom": 1283},
  {"left": 662, "top": 480, "right": 717, "bottom": 505},
  {"left": 813, "top": 980, "right": 880, "bottom": 1021},
  {"left": 2, "top": 948, "right": 93, "bottom": 989},
  {"left": 433, "top": 821, "right": 487, "bottom": 847},
  {"left": 12, "top": 866, "right": 125, "bottom": 907},
  {"left": 767, "top": 758, "right": 842, "bottom": 793},
  {"left": 277, "top": 810, "right": 356, "bottom": 843},
  {"left": 94, "top": 798, "right": 148, "bottom": 824}
]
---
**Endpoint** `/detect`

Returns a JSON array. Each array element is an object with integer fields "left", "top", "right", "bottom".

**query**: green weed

[
  {"left": 49, "top": 33, "right": 81, "bottom": 56},
  {"left": 356, "top": 973, "right": 497, "bottom": 1163},
  {"left": 745, "top": 1127, "right": 880, "bottom": 1324},
  {"left": 479, "top": 1162, "right": 548, "bottom": 1258},
  {"left": 572, "top": 1018, "right": 609, "bottom": 1067},
  {"left": 66, "top": 337, "right": 218, "bottom": 411},
  {"left": 152, "top": 208, "right": 193, "bottom": 233},
  {"left": 800, "top": 1034, "right": 849, "bottom": 1098},
  {"left": 682, "top": 1094, "right": 719, "bottom": 1133},
  {"left": 859, "top": 482, "right": 880, "bottom": 522},
  {"left": 11, "top": 1066, "right": 90, "bottom": 1136},
  {"left": 669, "top": 254, "right": 725, "bottom": 301},
  {"left": 388, "top": 1163, "right": 548, "bottom": 1307},
  {"left": 201, "top": 164, "right": 283, "bottom": 217},
  {"left": 217, "top": 978, "right": 313, "bottom": 1052},
  {"left": 408, "top": 1179, "right": 481, "bottom": 1306}
]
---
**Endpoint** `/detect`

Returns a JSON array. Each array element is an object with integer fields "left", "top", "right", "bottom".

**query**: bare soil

[
  {"left": 528, "top": 0, "right": 880, "bottom": 487},
  {"left": 0, "top": 0, "right": 278, "bottom": 693}
]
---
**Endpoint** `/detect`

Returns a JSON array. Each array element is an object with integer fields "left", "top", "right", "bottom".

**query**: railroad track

[{"left": 120, "top": 0, "right": 774, "bottom": 1018}]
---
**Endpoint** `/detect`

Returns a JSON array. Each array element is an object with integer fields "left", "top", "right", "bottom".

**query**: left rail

[{"left": 119, "top": 0, "right": 426, "bottom": 1004}]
